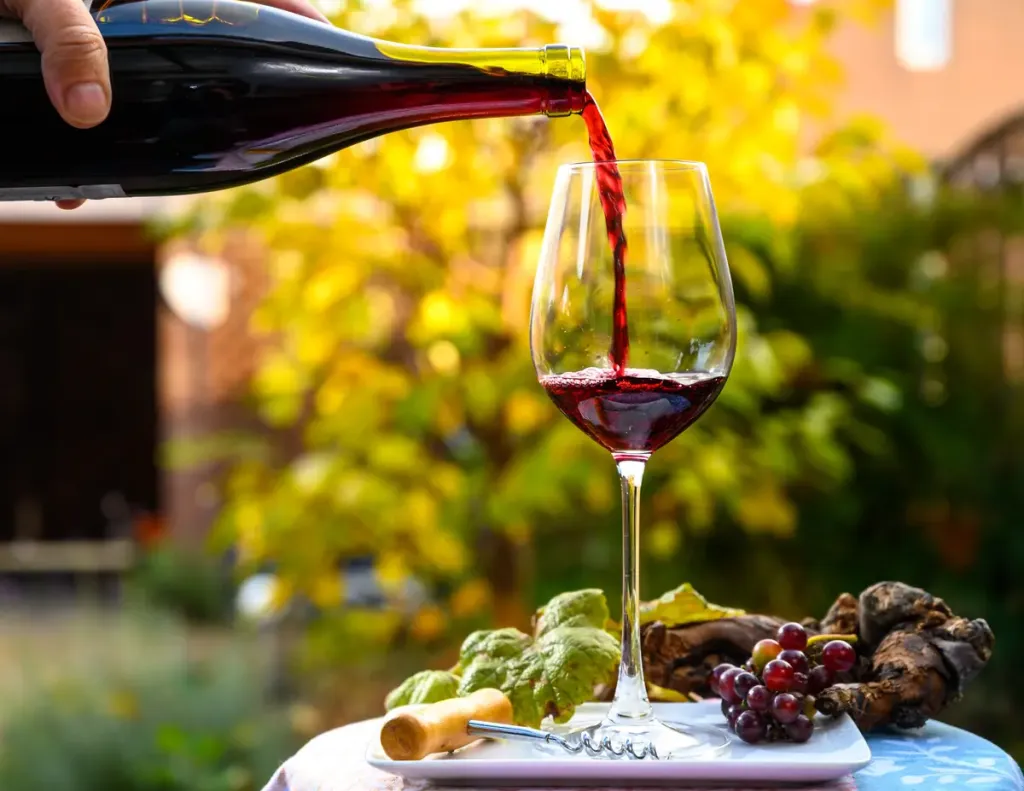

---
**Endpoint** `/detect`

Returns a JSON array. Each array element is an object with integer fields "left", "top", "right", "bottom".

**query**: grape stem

[{"left": 806, "top": 633, "right": 858, "bottom": 647}]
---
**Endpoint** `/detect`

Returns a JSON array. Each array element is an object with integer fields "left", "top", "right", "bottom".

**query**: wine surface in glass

[{"left": 540, "top": 368, "right": 726, "bottom": 456}]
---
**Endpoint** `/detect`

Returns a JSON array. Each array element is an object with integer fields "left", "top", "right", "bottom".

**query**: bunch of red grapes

[{"left": 710, "top": 622, "right": 857, "bottom": 745}]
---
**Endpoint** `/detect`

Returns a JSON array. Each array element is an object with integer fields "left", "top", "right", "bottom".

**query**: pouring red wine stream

[{"left": 582, "top": 92, "right": 630, "bottom": 374}]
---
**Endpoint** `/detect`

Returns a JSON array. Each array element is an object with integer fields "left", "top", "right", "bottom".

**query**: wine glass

[{"left": 530, "top": 160, "right": 736, "bottom": 758}]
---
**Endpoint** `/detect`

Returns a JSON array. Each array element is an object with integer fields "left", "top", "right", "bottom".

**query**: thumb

[{"left": 12, "top": 0, "right": 110, "bottom": 128}]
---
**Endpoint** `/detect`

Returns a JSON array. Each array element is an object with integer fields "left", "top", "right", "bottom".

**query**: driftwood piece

[
  {"left": 633, "top": 581, "right": 994, "bottom": 732},
  {"left": 817, "top": 592, "right": 860, "bottom": 636},
  {"left": 594, "top": 615, "right": 794, "bottom": 702},
  {"left": 815, "top": 582, "right": 994, "bottom": 730},
  {"left": 642, "top": 615, "right": 793, "bottom": 693}
]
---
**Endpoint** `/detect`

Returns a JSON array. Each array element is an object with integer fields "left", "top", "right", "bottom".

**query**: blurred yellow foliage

[
  {"left": 450, "top": 579, "right": 494, "bottom": 619},
  {"left": 648, "top": 520, "right": 681, "bottom": 560},
  {"left": 736, "top": 482, "right": 799, "bottom": 537},
  {"left": 173, "top": 0, "right": 904, "bottom": 644},
  {"left": 309, "top": 572, "right": 344, "bottom": 609},
  {"left": 409, "top": 604, "right": 449, "bottom": 642}
]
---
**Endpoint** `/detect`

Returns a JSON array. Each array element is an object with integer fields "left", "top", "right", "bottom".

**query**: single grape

[
  {"left": 822, "top": 640, "right": 856, "bottom": 673},
  {"left": 721, "top": 698, "right": 733, "bottom": 717},
  {"left": 803, "top": 695, "right": 817, "bottom": 719},
  {"left": 746, "top": 684, "right": 772, "bottom": 713},
  {"left": 735, "top": 710, "right": 766, "bottom": 744},
  {"left": 791, "top": 671, "right": 809, "bottom": 695},
  {"left": 752, "top": 639, "right": 783, "bottom": 671},
  {"left": 786, "top": 714, "right": 815, "bottom": 744},
  {"left": 726, "top": 703, "right": 745, "bottom": 729},
  {"left": 719, "top": 667, "right": 743, "bottom": 704},
  {"left": 734, "top": 671, "right": 759, "bottom": 702},
  {"left": 770, "top": 692, "right": 800, "bottom": 724},
  {"left": 710, "top": 663, "right": 735, "bottom": 696},
  {"left": 778, "top": 649, "right": 809, "bottom": 675},
  {"left": 807, "top": 665, "right": 833, "bottom": 694},
  {"left": 777, "top": 622, "right": 808, "bottom": 652},
  {"left": 763, "top": 659, "right": 795, "bottom": 693}
]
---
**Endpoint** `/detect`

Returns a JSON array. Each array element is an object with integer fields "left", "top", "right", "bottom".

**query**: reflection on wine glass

[{"left": 530, "top": 160, "right": 737, "bottom": 758}]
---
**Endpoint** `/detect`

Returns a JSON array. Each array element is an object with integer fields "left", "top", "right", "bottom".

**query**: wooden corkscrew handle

[{"left": 379, "top": 689, "right": 513, "bottom": 761}]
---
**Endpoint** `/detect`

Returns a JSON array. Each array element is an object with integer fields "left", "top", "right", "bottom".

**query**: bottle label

[
  {"left": 0, "top": 0, "right": 94, "bottom": 44},
  {"left": 0, "top": 184, "right": 126, "bottom": 202}
]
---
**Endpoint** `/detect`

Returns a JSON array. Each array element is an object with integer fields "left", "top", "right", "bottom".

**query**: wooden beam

[
  {"left": 0, "top": 540, "right": 136, "bottom": 573},
  {"left": 0, "top": 195, "right": 186, "bottom": 265},
  {"left": 0, "top": 221, "right": 156, "bottom": 266}
]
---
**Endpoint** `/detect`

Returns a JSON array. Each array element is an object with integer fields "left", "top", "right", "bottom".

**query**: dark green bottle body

[{"left": 0, "top": 0, "right": 586, "bottom": 201}]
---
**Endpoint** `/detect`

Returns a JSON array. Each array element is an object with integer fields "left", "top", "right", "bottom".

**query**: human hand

[{"left": 0, "top": 0, "right": 330, "bottom": 209}]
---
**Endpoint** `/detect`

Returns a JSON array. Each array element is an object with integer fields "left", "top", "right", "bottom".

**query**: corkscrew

[{"left": 466, "top": 720, "right": 660, "bottom": 760}]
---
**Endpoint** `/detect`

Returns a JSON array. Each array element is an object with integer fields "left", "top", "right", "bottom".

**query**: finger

[
  {"left": 8, "top": 0, "right": 110, "bottom": 128},
  {"left": 249, "top": 0, "right": 330, "bottom": 23}
]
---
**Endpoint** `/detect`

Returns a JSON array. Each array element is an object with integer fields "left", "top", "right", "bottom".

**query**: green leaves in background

[{"left": 0, "top": 654, "right": 296, "bottom": 791}]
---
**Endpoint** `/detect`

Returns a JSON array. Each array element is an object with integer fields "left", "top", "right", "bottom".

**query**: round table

[{"left": 262, "top": 717, "right": 1024, "bottom": 791}]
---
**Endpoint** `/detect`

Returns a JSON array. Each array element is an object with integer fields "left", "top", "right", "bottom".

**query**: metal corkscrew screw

[{"left": 466, "top": 721, "right": 660, "bottom": 760}]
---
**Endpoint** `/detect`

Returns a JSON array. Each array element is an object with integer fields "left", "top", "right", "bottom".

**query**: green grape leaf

[
  {"left": 534, "top": 588, "right": 609, "bottom": 634},
  {"left": 385, "top": 590, "right": 620, "bottom": 727},
  {"left": 384, "top": 670, "right": 460, "bottom": 710},
  {"left": 640, "top": 583, "right": 745, "bottom": 627},
  {"left": 457, "top": 627, "right": 533, "bottom": 667},
  {"left": 458, "top": 591, "right": 620, "bottom": 728}
]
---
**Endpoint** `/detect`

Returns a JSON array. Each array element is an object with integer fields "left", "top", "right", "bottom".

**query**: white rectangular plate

[{"left": 366, "top": 701, "right": 871, "bottom": 787}]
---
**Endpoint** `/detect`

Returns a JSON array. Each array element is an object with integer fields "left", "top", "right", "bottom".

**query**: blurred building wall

[
  {"left": 157, "top": 233, "right": 272, "bottom": 549},
  {"left": 822, "top": 0, "right": 1024, "bottom": 161}
]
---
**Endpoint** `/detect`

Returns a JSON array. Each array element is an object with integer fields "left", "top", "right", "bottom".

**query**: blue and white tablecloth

[
  {"left": 857, "top": 720, "right": 1023, "bottom": 789},
  {"left": 263, "top": 716, "right": 1023, "bottom": 791}
]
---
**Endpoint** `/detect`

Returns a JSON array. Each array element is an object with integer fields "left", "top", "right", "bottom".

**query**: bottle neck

[{"left": 370, "top": 41, "right": 586, "bottom": 117}]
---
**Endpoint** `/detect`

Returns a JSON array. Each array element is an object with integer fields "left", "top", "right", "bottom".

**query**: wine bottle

[{"left": 0, "top": 0, "right": 586, "bottom": 202}]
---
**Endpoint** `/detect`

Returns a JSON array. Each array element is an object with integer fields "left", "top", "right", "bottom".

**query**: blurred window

[{"left": 896, "top": 0, "right": 952, "bottom": 71}]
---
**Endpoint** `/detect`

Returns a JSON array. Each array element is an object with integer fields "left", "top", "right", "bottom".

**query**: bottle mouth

[{"left": 541, "top": 44, "right": 586, "bottom": 118}]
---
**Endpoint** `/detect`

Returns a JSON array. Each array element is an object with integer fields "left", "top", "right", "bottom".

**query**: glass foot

[
  {"left": 587, "top": 717, "right": 730, "bottom": 759},
  {"left": 542, "top": 716, "right": 730, "bottom": 760}
]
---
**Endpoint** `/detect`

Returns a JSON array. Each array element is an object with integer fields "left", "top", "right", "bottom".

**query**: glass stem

[{"left": 608, "top": 455, "right": 652, "bottom": 723}]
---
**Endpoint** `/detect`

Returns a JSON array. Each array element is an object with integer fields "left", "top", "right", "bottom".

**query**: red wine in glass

[{"left": 541, "top": 368, "right": 726, "bottom": 458}]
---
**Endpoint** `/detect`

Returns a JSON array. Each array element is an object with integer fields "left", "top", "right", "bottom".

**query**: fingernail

[{"left": 63, "top": 82, "right": 108, "bottom": 125}]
